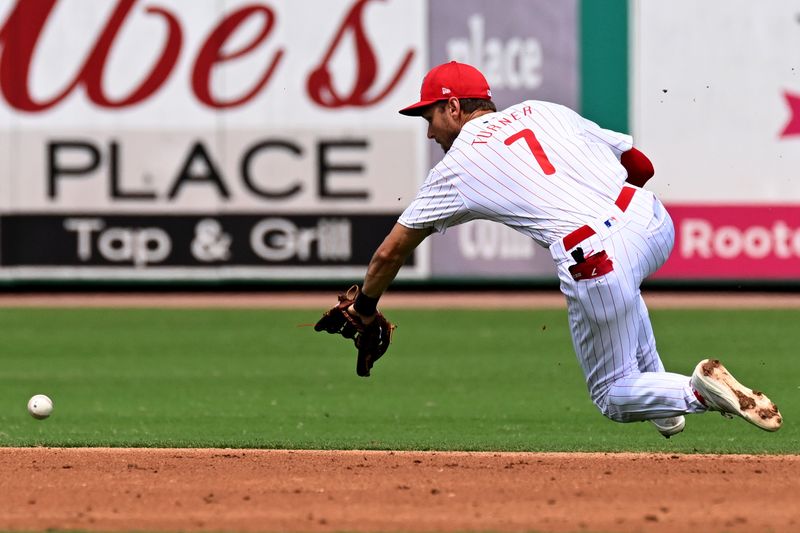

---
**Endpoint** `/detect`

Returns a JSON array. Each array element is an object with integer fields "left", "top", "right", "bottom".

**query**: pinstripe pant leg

[
  {"left": 560, "top": 210, "right": 705, "bottom": 423},
  {"left": 602, "top": 214, "right": 705, "bottom": 421},
  {"left": 634, "top": 293, "right": 664, "bottom": 373},
  {"left": 560, "top": 253, "right": 640, "bottom": 415}
]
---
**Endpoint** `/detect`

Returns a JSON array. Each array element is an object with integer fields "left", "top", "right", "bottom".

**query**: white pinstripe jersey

[{"left": 399, "top": 100, "right": 634, "bottom": 248}]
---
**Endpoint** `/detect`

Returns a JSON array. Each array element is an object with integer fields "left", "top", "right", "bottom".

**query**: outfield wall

[
  {"left": 634, "top": 1, "right": 800, "bottom": 281},
  {"left": 0, "top": 0, "right": 798, "bottom": 285}
]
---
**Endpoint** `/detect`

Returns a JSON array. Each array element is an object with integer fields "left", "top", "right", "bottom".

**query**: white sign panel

[
  {"left": 0, "top": 0, "right": 427, "bottom": 278},
  {"left": 0, "top": 0, "right": 424, "bottom": 129},
  {"left": 633, "top": 0, "right": 800, "bottom": 203}
]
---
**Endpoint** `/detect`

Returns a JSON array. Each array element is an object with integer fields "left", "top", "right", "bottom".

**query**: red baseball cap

[{"left": 399, "top": 61, "right": 492, "bottom": 116}]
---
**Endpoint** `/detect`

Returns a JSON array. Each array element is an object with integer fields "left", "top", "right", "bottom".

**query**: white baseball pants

[{"left": 549, "top": 186, "right": 707, "bottom": 422}]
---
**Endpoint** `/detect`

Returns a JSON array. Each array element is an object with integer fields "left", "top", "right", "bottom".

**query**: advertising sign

[
  {"left": 0, "top": 0, "right": 427, "bottom": 279},
  {"left": 655, "top": 205, "right": 800, "bottom": 280},
  {"left": 1, "top": 213, "right": 400, "bottom": 275},
  {"left": 634, "top": 1, "right": 800, "bottom": 280},
  {"left": 14, "top": 1, "right": 796, "bottom": 284}
]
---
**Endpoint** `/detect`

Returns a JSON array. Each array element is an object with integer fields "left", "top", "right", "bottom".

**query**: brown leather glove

[{"left": 314, "top": 286, "right": 395, "bottom": 377}]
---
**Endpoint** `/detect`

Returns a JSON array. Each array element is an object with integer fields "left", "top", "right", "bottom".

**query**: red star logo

[{"left": 780, "top": 91, "right": 800, "bottom": 137}]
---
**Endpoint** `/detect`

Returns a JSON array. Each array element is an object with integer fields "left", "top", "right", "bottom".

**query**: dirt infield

[
  {"left": 1, "top": 448, "right": 798, "bottom": 533},
  {"left": 4, "top": 290, "right": 800, "bottom": 309}
]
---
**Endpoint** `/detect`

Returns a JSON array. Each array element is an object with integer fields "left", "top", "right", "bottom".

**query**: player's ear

[{"left": 445, "top": 97, "right": 461, "bottom": 118}]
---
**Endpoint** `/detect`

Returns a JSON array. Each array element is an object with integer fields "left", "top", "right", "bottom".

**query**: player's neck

[{"left": 460, "top": 109, "right": 493, "bottom": 127}]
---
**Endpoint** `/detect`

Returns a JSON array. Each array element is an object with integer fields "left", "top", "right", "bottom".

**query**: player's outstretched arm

[
  {"left": 313, "top": 223, "right": 431, "bottom": 377},
  {"left": 360, "top": 223, "right": 432, "bottom": 300}
]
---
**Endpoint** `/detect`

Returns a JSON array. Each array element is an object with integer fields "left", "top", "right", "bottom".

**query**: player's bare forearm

[{"left": 361, "top": 223, "right": 432, "bottom": 298}]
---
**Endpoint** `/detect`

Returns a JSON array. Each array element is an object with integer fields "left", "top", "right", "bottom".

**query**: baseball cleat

[
  {"left": 650, "top": 416, "right": 685, "bottom": 438},
  {"left": 691, "top": 359, "right": 782, "bottom": 432}
]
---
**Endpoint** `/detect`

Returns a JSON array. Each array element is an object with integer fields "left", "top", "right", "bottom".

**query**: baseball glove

[{"left": 314, "top": 286, "right": 395, "bottom": 377}]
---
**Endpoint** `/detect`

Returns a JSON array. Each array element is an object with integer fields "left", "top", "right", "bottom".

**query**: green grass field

[{"left": 0, "top": 307, "right": 796, "bottom": 454}]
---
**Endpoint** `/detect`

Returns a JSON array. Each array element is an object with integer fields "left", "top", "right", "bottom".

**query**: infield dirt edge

[{"left": 2, "top": 447, "right": 799, "bottom": 533}]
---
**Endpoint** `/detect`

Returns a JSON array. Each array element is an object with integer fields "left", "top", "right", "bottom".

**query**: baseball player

[{"left": 315, "top": 61, "right": 782, "bottom": 437}]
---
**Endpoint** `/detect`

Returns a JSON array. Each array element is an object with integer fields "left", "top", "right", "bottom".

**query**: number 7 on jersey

[{"left": 504, "top": 129, "right": 556, "bottom": 175}]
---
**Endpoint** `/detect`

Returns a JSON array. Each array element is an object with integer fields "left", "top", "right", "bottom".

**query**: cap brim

[{"left": 398, "top": 99, "right": 439, "bottom": 116}]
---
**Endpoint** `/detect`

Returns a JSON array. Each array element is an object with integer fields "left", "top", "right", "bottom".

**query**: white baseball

[{"left": 27, "top": 394, "right": 53, "bottom": 419}]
